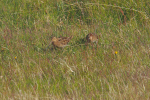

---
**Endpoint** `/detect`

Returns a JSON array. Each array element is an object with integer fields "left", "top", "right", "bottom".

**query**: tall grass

[{"left": 0, "top": 0, "right": 150, "bottom": 99}]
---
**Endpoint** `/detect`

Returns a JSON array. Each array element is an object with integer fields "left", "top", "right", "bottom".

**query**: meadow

[{"left": 0, "top": 0, "right": 150, "bottom": 99}]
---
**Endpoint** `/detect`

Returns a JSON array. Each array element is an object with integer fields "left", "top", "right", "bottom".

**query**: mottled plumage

[
  {"left": 86, "top": 33, "right": 98, "bottom": 43},
  {"left": 51, "top": 36, "right": 72, "bottom": 48}
]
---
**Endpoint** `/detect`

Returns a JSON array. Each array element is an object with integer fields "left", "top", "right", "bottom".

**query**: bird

[
  {"left": 86, "top": 33, "right": 99, "bottom": 44},
  {"left": 51, "top": 36, "right": 73, "bottom": 48}
]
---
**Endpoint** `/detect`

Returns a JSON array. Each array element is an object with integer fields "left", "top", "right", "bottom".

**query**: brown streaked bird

[
  {"left": 51, "top": 36, "right": 73, "bottom": 48},
  {"left": 86, "top": 33, "right": 99, "bottom": 44}
]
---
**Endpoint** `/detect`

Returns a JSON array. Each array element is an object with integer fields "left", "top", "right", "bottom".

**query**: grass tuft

[{"left": 0, "top": 0, "right": 150, "bottom": 99}]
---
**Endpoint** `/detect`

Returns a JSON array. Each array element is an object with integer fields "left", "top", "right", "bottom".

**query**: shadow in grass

[{"left": 75, "top": 37, "right": 86, "bottom": 45}]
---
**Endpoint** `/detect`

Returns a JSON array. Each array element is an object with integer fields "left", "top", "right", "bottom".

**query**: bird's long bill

[
  {"left": 46, "top": 41, "right": 52, "bottom": 49},
  {"left": 62, "top": 44, "right": 70, "bottom": 48}
]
